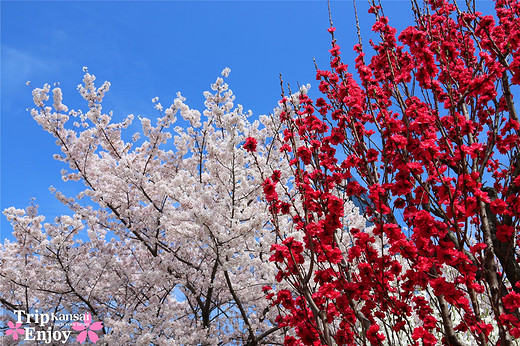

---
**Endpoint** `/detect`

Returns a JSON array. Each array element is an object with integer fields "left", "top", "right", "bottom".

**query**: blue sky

[
  {"left": 1, "top": 1, "right": 494, "bottom": 240},
  {"left": 0, "top": 0, "right": 358, "bottom": 239}
]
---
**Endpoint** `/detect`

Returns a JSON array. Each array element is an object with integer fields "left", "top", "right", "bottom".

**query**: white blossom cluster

[{"left": 0, "top": 69, "right": 297, "bottom": 345}]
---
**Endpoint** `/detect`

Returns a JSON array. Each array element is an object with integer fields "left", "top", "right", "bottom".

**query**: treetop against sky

[{"left": 0, "top": 0, "right": 426, "bottom": 238}]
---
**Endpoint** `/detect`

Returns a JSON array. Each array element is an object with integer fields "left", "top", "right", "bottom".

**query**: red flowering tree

[{"left": 263, "top": 0, "right": 520, "bottom": 345}]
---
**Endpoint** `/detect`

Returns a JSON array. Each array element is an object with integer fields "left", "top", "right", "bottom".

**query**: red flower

[
  {"left": 367, "top": 324, "right": 385, "bottom": 344},
  {"left": 469, "top": 243, "right": 487, "bottom": 253},
  {"left": 263, "top": 178, "right": 278, "bottom": 202},
  {"left": 496, "top": 224, "right": 515, "bottom": 242},
  {"left": 503, "top": 292, "right": 520, "bottom": 310},
  {"left": 243, "top": 137, "right": 257, "bottom": 152}
]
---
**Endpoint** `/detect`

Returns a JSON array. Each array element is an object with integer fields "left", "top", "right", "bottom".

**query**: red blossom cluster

[
  {"left": 244, "top": 136, "right": 258, "bottom": 152},
  {"left": 261, "top": 0, "right": 520, "bottom": 344}
]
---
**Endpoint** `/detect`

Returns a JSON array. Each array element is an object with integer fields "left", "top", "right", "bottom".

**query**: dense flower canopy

[
  {"left": 2, "top": 0, "right": 520, "bottom": 345},
  {"left": 261, "top": 0, "right": 520, "bottom": 344}
]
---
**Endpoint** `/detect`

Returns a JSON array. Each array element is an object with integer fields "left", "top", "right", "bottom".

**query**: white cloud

[{"left": 2, "top": 45, "right": 53, "bottom": 87}]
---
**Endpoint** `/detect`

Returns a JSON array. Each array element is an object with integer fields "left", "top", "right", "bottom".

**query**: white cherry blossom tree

[{"left": 1, "top": 69, "right": 293, "bottom": 345}]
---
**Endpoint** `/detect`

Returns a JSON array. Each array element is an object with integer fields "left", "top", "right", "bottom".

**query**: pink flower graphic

[
  {"left": 72, "top": 313, "right": 103, "bottom": 344},
  {"left": 5, "top": 321, "right": 25, "bottom": 340}
]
